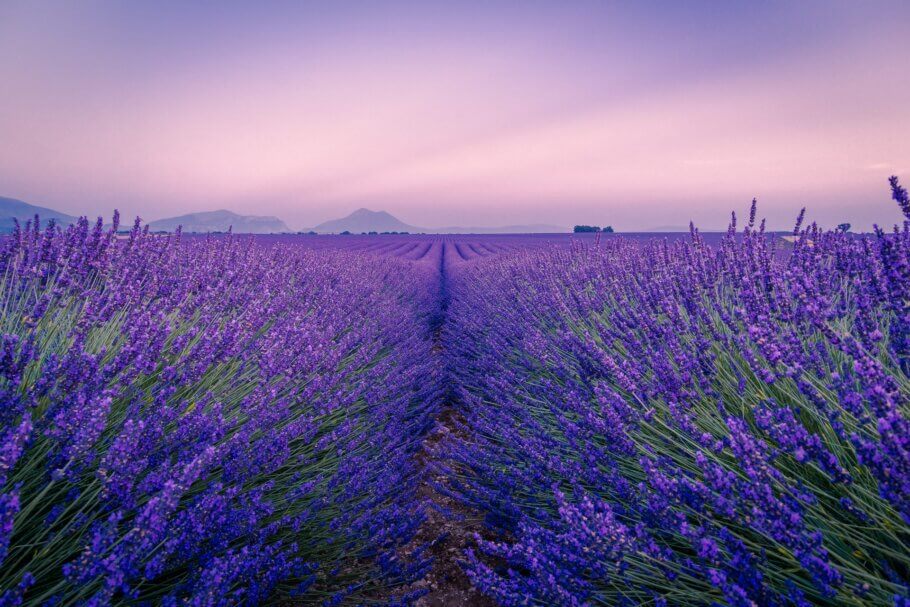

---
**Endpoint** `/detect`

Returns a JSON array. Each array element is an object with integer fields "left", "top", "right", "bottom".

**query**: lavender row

[
  {"left": 0, "top": 217, "right": 441, "bottom": 605},
  {"left": 443, "top": 184, "right": 910, "bottom": 605}
]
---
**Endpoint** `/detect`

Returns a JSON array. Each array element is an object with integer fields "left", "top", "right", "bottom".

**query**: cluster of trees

[{"left": 573, "top": 225, "right": 614, "bottom": 233}]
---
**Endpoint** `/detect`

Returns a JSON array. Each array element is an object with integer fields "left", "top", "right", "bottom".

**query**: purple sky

[{"left": 1, "top": 1, "right": 908, "bottom": 230}]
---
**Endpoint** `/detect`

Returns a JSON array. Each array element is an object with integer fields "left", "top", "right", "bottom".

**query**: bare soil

[{"left": 404, "top": 407, "right": 498, "bottom": 607}]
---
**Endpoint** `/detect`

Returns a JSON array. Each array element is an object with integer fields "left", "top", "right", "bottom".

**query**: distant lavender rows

[{"left": 251, "top": 231, "right": 747, "bottom": 265}]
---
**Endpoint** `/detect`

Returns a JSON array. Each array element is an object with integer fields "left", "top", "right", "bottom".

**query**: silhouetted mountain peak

[
  {"left": 148, "top": 209, "right": 291, "bottom": 233},
  {"left": 0, "top": 196, "right": 77, "bottom": 232},
  {"left": 313, "top": 209, "right": 418, "bottom": 233}
]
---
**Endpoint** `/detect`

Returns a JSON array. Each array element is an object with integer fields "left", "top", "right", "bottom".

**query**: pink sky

[{"left": 1, "top": 2, "right": 908, "bottom": 230}]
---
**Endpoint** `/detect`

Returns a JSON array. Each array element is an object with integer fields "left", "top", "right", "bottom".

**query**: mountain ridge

[
  {"left": 0, "top": 196, "right": 78, "bottom": 233},
  {"left": 148, "top": 210, "right": 291, "bottom": 233},
  {"left": 312, "top": 208, "right": 419, "bottom": 233},
  {"left": 433, "top": 223, "right": 566, "bottom": 234},
  {"left": 309, "top": 208, "right": 566, "bottom": 234},
  {"left": 1, "top": 196, "right": 569, "bottom": 235}
]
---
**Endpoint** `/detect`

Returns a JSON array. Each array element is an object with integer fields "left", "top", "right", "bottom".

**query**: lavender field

[{"left": 1, "top": 183, "right": 909, "bottom": 606}]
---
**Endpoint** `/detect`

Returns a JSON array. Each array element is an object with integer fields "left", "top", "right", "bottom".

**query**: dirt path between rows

[
  {"left": 405, "top": 242, "right": 497, "bottom": 606},
  {"left": 406, "top": 407, "right": 496, "bottom": 607}
]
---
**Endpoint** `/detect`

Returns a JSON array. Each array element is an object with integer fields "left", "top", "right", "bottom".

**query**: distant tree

[
  {"left": 573, "top": 225, "right": 600, "bottom": 233},
  {"left": 340, "top": 230, "right": 351, "bottom": 235},
  {"left": 603, "top": 226, "right": 614, "bottom": 233},
  {"left": 837, "top": 223, "right": 851, "bottom": 233},
  {"left": 368, "top": 231, "right": 378, "bottom": 235}
]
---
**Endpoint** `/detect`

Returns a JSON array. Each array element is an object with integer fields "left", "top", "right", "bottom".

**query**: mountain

[
  {"left": 312, "top": 208, "right": 420, "bottom": 233},
  {"left": 434, "top": 223, "right": 565, "bottom": 234},
  {"left": 1, "top": 199, "right": 566, "bottom": 235},
  {"left": 310, "top": 208, "right": 566, "bottom": 234},
  {"left": 645, "top": 225, "right": 692, "bottom": 232},
  {"left": 148, "top": 210, "right": 291, "bottom": 233},
  {"left": 646, "top": 224, "right": 731, "bottom": 232},
  {"left": 0, "top": 196, "right": 77, "bottom": 233}
]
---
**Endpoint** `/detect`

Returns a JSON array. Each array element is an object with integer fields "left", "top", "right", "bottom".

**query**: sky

[{"left": 1, "top": 1, "right": 909, "bottom": 231}]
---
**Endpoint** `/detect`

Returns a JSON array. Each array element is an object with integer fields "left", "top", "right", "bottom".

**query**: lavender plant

[
  {"left": 3, "top": 182, "right": 909, "bottom": 606},
  {"left": 444, "top": 183, "right": 910, "bottom": 605},
  {"left": 0, "top": 217, "right": 441, "bottom": 605}
]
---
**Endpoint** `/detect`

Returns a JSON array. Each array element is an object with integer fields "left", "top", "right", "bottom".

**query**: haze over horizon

[{"left": 2, "top": 1, "right": 909, "bottom": 231}]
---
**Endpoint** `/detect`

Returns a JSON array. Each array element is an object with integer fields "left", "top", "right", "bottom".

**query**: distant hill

[
  {"left": 312, "top": 208, "right": 420, "bottom": 233},
  {"left": 148, "top": 210, "right": 291, "bottom": 233},
  {"left": 646, "top": 225, "right": 692, "bottom": 232},
  {"left": 1, "top": 198, "right": 568, "bottom": 235},
  {"left": 646, "top": 224, "right": 732, "bottom": 232},
  {"left": 434, "top": 223, "right": 565, "bottom": 234},
  {"left": 0, "top": 196, "right": 77, "bottom": 233},
  {"left": 311, "top": 208, "right": 566, "bottom": 234}
]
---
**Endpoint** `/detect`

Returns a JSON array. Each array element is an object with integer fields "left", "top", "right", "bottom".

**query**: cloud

[{"left": 317, "top": 51, "right": 909, "bottom": 213}]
